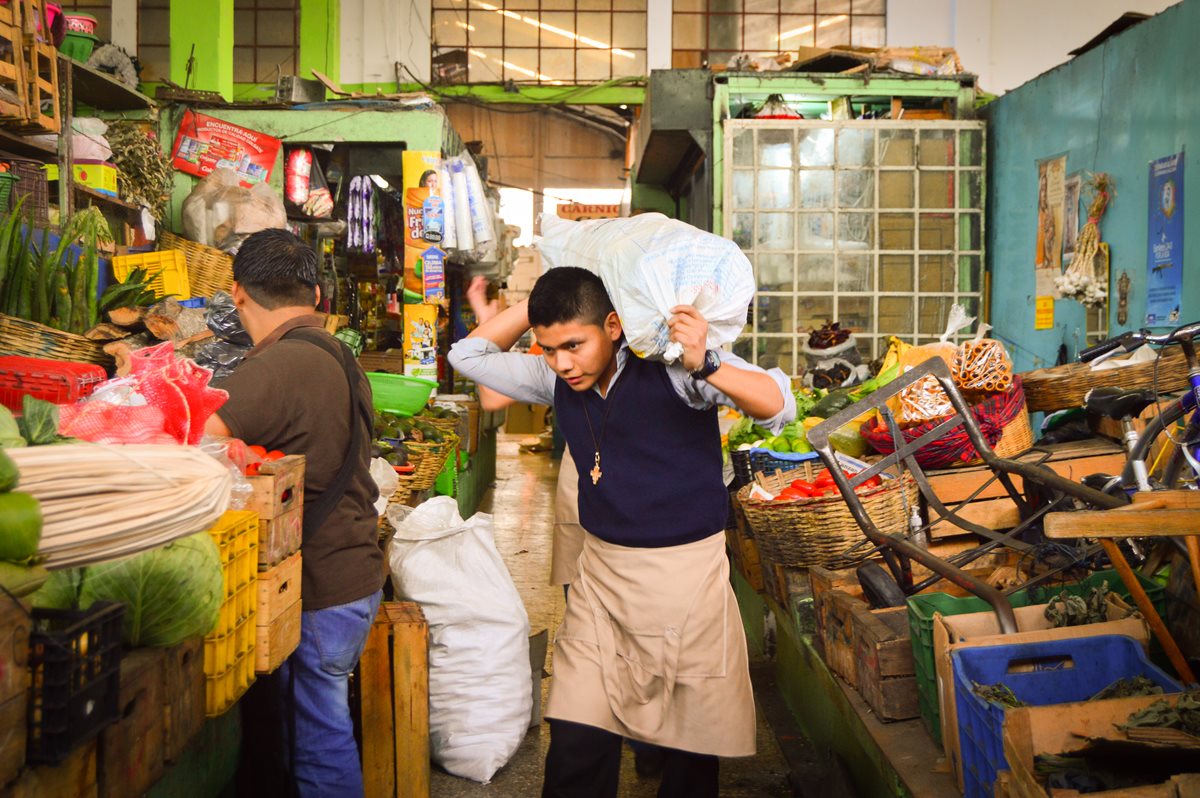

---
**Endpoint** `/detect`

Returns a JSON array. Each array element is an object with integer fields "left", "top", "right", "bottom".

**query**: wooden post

[
  {"left": 359, "top": 610, "right": 396, "bottom": 798},
  {"left": 387, "top": 602, "right": 430, "bottom": 798}
]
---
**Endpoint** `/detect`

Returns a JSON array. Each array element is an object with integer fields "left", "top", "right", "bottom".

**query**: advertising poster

[
  {"left": 403, "top": 302, "right": 439, "bottom": 380},
  {"left": 1146, "top": 152, "right": 1184, "bottom": 326},
  {"left": 171, "top": 110, "right": 281, "bottom": 186},
  {"left": 1061, "top": 173, "right": 1082, "bottom": 266},
  {"left": 1034, "top": 156, "right": 1067, "bottom": 295},
  {"left": 1034, "top": 296, "right": 1054, "bottom": 330},
  {"left": 401, "top": 151, "right": 446, "bottom": 302}
]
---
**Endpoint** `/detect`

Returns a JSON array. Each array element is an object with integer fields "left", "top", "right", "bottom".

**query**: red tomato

[
  {"left": 263, "top": 450, "right": 285, "bottom": 461},
  {"left": 861, "top": 475, "right": 882, "bottom": 490},
  {"left": 248, "top": 445, "right": 267, "bottom": 459},
  {"left": 245, "top": 462, "right": 261, "bottom": 477}
]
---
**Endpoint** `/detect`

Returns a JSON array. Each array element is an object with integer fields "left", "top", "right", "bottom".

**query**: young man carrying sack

[
  {"left": 206, "top": 229, "right": 384, "bottom": 797},
  {"left": 449, "top": 267, "right": 795, "bottom": 797}
]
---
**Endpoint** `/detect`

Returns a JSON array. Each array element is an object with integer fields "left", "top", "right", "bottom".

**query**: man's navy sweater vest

[{"left": 554, "top": 352, "right": 728, "bottom": 548}]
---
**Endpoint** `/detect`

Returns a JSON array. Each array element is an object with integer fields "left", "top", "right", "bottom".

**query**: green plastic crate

[{"left": 906, "top": 568, "right": 1166, "bottom": 745}]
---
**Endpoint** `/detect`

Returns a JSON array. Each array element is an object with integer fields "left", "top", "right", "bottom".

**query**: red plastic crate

[{"left": 0, "top": 356, "right": 107, "bottom": 412}]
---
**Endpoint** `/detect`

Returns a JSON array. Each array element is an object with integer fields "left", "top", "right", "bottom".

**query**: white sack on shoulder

[
  {"left": 534, "top": 213, "right": 755, "bottom": 363},
  {"left": 388, "top": 497, "right": 532, "bottom": 784}
]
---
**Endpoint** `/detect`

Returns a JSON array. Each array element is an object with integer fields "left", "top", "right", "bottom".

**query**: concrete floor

[{"left": 429, "top": 435, "right": 793, "bottom": 797}]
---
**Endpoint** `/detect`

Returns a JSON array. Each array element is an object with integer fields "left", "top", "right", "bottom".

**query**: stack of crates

[
  {"left": 245, "top": 455, "right": 305, "bottom": 675},
  {"left": 203, "top": 511, "right": 258, "bottom": 717}
]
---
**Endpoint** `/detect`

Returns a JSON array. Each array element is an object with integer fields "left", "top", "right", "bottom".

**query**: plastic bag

[
  {"left": 952, "top": 338, "right": 1013, "bottom": 394},
  {"left": 388, "top": 498, "right": 531, "bottom": 783},
  {"left": 205, "top": 291, "right": 252, "bottom": 345},
  {"left": 369, "top": 457, "right": 399, "bottom": 516},
  {"left": 897, "top": 374, "right": 953, "bottom": 427},
  {"left": 198, "top": 438, "right": 254, "bottom": 510},
  {"left": 181, "top": 168, "right": 286, "bottom": 251},
  {"left": 194, "top": 340, "right": 251, "bottom": 382},
  {"left": 535, "top": 213, "right": 756, "bottom": 363}
]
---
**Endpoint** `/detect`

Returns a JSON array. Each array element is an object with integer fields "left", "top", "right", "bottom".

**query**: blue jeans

[{"left": 278, "top": 589, "right": 383, "bottom": 798}]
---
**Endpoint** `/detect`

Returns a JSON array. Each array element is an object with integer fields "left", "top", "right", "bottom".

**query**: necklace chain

[{"left": 580, "top": 368, "right": 624, "bottom": 485}]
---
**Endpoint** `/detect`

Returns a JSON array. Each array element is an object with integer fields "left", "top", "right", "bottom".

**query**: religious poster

[
  {"left": 1034, "top": 156, "right": 1067, "bottom": 295},
  {"left": 171, "top": 110, "right": 281, "bottom": 186},
  {"left": 1061, "top": 173, "right": 1082, "bottom": 266},
  {"left": 1146, "top": 152, "right": 1184, "bottom": 326},
  {"left": 401, "top": 151, "right": 447, "bottom": 303}
]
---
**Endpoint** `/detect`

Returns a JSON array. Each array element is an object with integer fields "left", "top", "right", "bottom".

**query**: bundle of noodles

[
  {"left": 7, "top": 444, "right": 232, "bottom": 569},
  {"left": 952, "top": 339, "right": 1013, "bottom": 394}
]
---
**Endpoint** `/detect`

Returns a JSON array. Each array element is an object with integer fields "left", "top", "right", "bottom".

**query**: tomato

[
  {"left": 248, "top": 445, "right": 267, "bottom": 459},
  {"left": 245, "top": 462, "right": 261, "bottom": 477},
  {"left": 861, "top": 475, "right": 882, "bottom": 490},
  {"left": 263, "top": 450, "right": 285, "bottom": 461}
]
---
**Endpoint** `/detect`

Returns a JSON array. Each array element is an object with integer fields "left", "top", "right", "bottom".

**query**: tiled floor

[{"left": 429, "top": 436, "right": 792, "bottom": 797}]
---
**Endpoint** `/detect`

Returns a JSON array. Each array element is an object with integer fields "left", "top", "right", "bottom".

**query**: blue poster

[{"left": 1146, "top": 152, "right": 1184, "bottom": 326}]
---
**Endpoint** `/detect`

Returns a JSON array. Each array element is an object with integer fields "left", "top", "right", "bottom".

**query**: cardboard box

[
  {"left": 934, "top": 600, "right": 1150, "bottom": 792},
  {"left": 505, "top": 402, "right": 549, "bottom": 435},
  {"left": 1003, "top": 693, "right": 1200, "bottom": 798}
]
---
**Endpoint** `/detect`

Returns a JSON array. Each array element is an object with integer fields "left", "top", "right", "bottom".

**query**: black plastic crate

[{"left": 27, "top": 601, "right": 124, "bottom": 764}]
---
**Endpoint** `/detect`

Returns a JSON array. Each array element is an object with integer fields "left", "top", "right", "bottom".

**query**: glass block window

[
  {"left": 724, "top": 120, "right": 986, "bottom": 374},
  {"left": 234, "top": 0, "right": 300, "bottom": 84},
  {"left": 431, "top": 1, "right": 647, "bottom": 84},
  {"left": 673, "top": 1, "right": 885, "bottom": 69}
]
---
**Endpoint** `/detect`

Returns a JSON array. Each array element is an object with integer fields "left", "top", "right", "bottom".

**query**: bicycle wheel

[{"left": 1124, "top": 396, "right": 1189, "bottom": 486}]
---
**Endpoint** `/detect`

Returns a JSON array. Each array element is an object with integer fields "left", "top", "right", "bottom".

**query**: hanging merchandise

[
  {"left": 449, "top": 158, "right": 475, "bottom": 252},
  {"left": 461, "top": 154, "right": 496, "bottom": 246},
  {"left": 438, "top": 165, "right": 458, "bottom": 250},
  {"left": 1054, "top": 173, "right": 1114, "bottom": 308},
  {"left": 401, "top": 151, "right": 447, "bottom": 303},
  {"left": 284, "top": 148, "right": 334, "bottom": 220},
  {"left": 347, "top": 175, "right": 377, "bottom": 254},
  {"left": 404, "top": 303, "right": 438, "bottom": 380}
]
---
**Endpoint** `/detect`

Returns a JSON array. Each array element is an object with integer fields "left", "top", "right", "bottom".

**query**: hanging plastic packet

[
  {"left": 951, "top": 322, "right": 1014, "bottom": 394},
  {"left": 438, "top": 165, "right": 458, "bottom": 250}
]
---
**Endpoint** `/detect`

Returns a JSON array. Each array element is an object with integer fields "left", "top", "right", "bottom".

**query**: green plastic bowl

[{"left": 366, "top": 372, "right": 436, "bottom": 417}]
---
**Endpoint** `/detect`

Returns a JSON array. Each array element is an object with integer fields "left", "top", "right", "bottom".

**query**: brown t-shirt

[{"left": 216, "top": 316, "right": 384, "bottom": 611}]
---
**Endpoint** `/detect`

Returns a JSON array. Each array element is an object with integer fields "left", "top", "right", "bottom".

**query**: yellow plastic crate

[
  {"left": 203, "top": 512, "right": 259, "bottom": 716},
  {"left": 111, "top": 249, "right": 191, "bottom": 301}
]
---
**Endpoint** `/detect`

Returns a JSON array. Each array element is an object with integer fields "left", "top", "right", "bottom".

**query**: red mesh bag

[
  {"left": 860, "top": 376, "right": 1026, "bottom": 469},
  {"left": 58, "top": 403, "right": 177, "bottom": 445}
]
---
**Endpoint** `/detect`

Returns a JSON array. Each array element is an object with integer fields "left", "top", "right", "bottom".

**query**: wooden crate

[
  {"left": 161, "top": 638, "right": 205, "bottom": 764},
  {"left": 245, "top": 455, "right": 305, "bottom": 520},
  {"left": 98, "top": 649, "right": 165, "bottom": 798},
  {"left": 254, "top": 599, "right": 300, "bottom": 675},
  {"left": 357, "top": 601, "right": 429, "bottom": 798},
  {"left": 257, "top": 504, "right": 302, "bottom": 569},
  {"left": 0, "top": 19, "right": 26, "bottom": 121},
  {"left": 256, "top": 551, "right": 301, "bottom": 625},
  {"left": 853, "top": 605, "right": 918, "bottom": 721},
  {"left": 1003, "top": 694, "right": 1200, "bottom": 798},
  {"left": 818, "top": 589, "right": 862, "bottom": 687},
  {"left": 0, "top": 694, "right": 25, "bottom": 788},
  {"left": 16, "top": 40, "right": 57, "bottom": 135},
  {"left": 0, "top": 597, "right": 30, "bottom": 706},
  {"left": 1, "top": 738, "right": 97, "bottom": 798}
]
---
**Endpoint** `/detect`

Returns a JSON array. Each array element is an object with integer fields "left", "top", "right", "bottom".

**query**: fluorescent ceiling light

[
  {"left": 778, "top": 14, "right": 848, "bottom": 43},
  {"left": 472, "top": 1, "right": 635, "bottom": 59}
]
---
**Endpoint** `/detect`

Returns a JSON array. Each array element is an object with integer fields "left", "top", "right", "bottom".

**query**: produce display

[
  {"left": 32, "top": 532, "right": 223, "bottom": 647},
  {"left": 373, "top": 410, "right": 449, "bottom": 470},
  {"left": 0, "top": 205, "right": 112, "bottom": 334},
  {"left": 0, "top": 447, "right": 42, "bottom": 565},
  {"left": 768, "top": 467, "right": 882, "bottom": 502}
]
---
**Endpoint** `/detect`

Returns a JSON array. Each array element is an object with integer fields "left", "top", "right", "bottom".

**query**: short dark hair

[
  {"left": 233, "top": 229, "right": 319, "bottom": 310},
  {"left": 528, "top": 267, "right": 614, "bottom": 327}
]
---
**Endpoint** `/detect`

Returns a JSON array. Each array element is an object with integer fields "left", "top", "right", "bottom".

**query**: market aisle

[{"left": 429, "top": 434, "right": 792, "bottom": 797}]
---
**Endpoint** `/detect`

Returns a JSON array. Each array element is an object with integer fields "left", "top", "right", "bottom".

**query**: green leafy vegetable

[
  {"left": 0, "top": 405, "right": 24, "bottom": 447},
  {"left": 17, "top": 395, "right": 59, "bottom": 446}
]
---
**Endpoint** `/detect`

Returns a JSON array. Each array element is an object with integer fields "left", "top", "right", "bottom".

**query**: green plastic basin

[{"left": 365, "top": 372, "right": 436, "bottom": 416}]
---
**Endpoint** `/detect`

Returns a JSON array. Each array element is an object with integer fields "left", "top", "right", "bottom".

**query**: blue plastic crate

[{"left": 951, "top": 635, "right": 1181, "bottom": 798}]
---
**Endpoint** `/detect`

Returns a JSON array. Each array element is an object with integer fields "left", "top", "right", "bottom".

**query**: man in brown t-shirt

[{"left": 205, "top": 228, "right": 383, "bottom": 796}]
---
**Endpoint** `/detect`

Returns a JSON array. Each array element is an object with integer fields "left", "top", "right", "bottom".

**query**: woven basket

[
  {"left": 391, "top": 433, "right": 459, "bottom": 498},
  {"left": 0, "top": 313, "right": 112, "bottom": 367},
  {"left": 413, "top": 414, "right": 459, "bottom": 435},
  {"left": 737, "top": 465, "right": 918, "bottom": 570},
  {"left": 1021, "top": 347, "right": 1190, "bottom": 413},
  {"left": 159, "top": 232, "right": 233, "bottom": 298}
]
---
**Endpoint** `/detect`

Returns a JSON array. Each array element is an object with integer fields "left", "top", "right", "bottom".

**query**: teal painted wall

[{"left": 984, "top": 0, "right": 1200, "bottom": 371}]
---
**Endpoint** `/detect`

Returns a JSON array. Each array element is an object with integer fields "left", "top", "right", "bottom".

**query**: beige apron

[
  {"left": 545, "top": 530, "right": 756, "bottom": 757},
  {"left": 550, "top": 448, "right": 585, "bottom": 587}
]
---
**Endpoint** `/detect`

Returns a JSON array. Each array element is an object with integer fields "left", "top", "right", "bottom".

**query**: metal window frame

[
  {"left": 431, "top": 1, "right": 647, "bottom": 84},
  {"left": 232, "top": 0, "right": 301, "bottom": 85},
  {"left": 722, "top": 118, "right": 986, "bottom": 370}
]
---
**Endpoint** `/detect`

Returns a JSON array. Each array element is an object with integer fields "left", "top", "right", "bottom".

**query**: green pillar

[
  {"left": 300, "top": 0, "right": 340, "bottom": 87},
  {"left": 169, "top": 0, "right": 234, "bottom": 100}
]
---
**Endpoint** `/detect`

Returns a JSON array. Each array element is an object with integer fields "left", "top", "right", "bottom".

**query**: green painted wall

[
  {"left": 984, "top": 0, "right": 1200, "bottom": 371},
  {"left": 299, "top": 0, "right": 339, "bottom": 88},
  {"left": 169, "top": 0, "right": 234, "bottom": 100}
]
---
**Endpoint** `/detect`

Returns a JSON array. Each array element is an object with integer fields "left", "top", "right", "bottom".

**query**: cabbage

[{"left": 33, "top": 533, "right": 224, "bottom": 647}]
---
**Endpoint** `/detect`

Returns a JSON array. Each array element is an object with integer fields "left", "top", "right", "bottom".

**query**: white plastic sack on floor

[
  {"left": 535, "top": 213, "right": 755, "bottom": 363},
  {"left": 388, "top": 497, "right": 532, "bottom": 783}
]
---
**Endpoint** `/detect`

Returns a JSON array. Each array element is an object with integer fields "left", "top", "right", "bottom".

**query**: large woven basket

[
  {"left": 159, "top": 232, "right": 234, "bottom": 298},
  {"left": 391, "top": 433, "right": 459, "bottom": 499},
  {"left": 413, "top": 414, "right": 459, "bottom": 435},
  {"left": 0, "top": 313, "right": 112, "bottom": 367},
  {"left": 737, "top": 464, "right": 918, "bottom": 570},
  {"left": 1021, "top": 347, "right": 1190, "bottom": 413}
]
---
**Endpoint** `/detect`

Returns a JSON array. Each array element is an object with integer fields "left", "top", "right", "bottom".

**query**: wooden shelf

[
  {"left": 62, "top": 55, "right": 154, "bottom": 111},
  {"left": 0, "top": 128, "right": 57, "bottom": 162},
  {"left": 73, "top": 183, "right": 140, "bottom": 217}
]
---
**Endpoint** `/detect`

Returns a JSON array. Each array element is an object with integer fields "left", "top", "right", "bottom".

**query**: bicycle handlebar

[{"left": 1079, "top": 321, "right": 1200, "bottom": 363}]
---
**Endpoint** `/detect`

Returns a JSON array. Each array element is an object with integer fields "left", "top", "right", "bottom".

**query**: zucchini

[
  {"left": 0, "top": 447, "right": 16, "bottom": 491},
  {"left": 0, "top": 491, "right": 41, "bottom": 561}
]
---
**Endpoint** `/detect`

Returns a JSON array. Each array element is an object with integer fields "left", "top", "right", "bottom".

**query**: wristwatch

[{"left": 690, "top": 349, "right": 722, "bottom": 381}]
